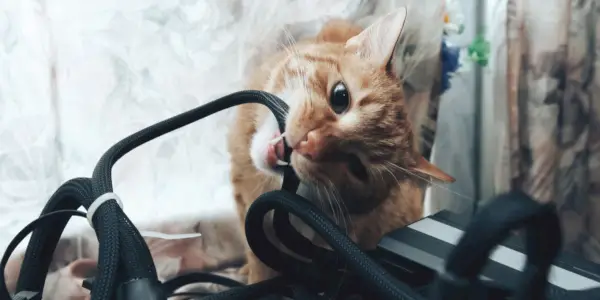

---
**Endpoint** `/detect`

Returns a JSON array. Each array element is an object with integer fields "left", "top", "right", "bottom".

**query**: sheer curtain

[{"left": 0, "top": 0, "right": 464, "bottom": 256}]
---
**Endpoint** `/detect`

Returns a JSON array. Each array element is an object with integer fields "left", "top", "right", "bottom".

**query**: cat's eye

[{"left": 329, "top": 81, "right": 350, "bottom": 114}]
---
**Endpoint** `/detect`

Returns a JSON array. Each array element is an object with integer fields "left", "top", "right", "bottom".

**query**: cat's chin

[
  {"left": 290, "top": 152, "right": 346, "bottom": 185},
  {"left": 289, "top": 153, "right": 323, "bottom": 184}
]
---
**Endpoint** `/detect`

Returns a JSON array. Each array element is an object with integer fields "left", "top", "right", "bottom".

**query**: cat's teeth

[
  {"left": 276, "top": 159, "right": 289, "bottom": 166},
  {"left": 269, "top": 133, "right": 286, "bottom": 145}
]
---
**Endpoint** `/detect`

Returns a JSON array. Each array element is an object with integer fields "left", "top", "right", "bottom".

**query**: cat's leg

[
  {"left": 245, "top": 248, "right": 279, "bottom": 284},
  {"left": 227, "top": 103, "right": 283, "bottom": 283},
  {"left": 230, "top": 162, "right": 280, "bottom": 284}
]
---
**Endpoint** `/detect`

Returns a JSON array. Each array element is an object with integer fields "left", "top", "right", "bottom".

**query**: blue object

[{"left": 440, "top": 39, "right": 461, "bottom": 93}]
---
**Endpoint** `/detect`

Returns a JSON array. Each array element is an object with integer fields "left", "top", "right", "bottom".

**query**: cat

[
  {"left": 227, "top": 7, "right": 455, "bottom": 284},
  {"left": 4, "top": 215, "right": 247, "bottom": 299}
]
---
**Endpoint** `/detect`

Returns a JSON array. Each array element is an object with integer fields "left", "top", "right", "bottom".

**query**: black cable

[
  {"left": 272, "top": 209, "right": 333, "bottom": 262},
  {"left": 0, "top": 209, "right": 85, "bottom": 298},
  {"left": 245, "top": 190, "right": 425, "bottom": 300},
  {"left": 87, "top": 90, "right": 294, "bottom": 299},
  {"left": 12, "top": 178, "right": 103, "bottom": 297},
  {"left": 199, "top": 276, "right": 292, "bottom": 300},
  {"left": 5, "top": 91, "right": 292, "bottom": 300},
  {"left": 434, "top": 190, "right": 562, "bottom": 300},
  {"left": 2, "top": 89, "right": 585, "bottom": 300},
  {"left": 161, "top": 271, "right": 244, "bottom": 295},
  {"left": 168, "top": 291, "right": 210, "bottom": 298}
]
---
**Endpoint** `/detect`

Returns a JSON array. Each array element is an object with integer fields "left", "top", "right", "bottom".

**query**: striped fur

[{"left": 227, "top": 9, "right": 454, "bottom": 284}]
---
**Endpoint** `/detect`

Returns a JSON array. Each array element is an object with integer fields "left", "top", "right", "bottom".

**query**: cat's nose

[{"left": 293, "top": 130, "right": 323, "bottom": 160}]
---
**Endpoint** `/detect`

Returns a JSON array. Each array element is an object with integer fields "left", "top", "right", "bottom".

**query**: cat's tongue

[{"left": 267, "top": 132, "right": 285, "bottom": 167}]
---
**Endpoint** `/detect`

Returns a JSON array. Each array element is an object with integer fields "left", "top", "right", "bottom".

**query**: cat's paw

[
  {"left": 246, "top": 265, "right": 278, "bottom": 285},
  {"left": 238, "top": 263, "right": 250, "bottom": 276}
]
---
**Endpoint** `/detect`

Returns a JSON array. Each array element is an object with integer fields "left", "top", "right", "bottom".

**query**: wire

[
  {"left": 168, "top": 291, "right": 210, "bottom": 298},
  {"left": 0, "top": 209, "right": 86, "bottom": 298},
  {"left": 161, "top": 271, "right": 244, "bottom": 295},
  {"left": 1, "top": 89, "right": 582, "bottom": 300}
]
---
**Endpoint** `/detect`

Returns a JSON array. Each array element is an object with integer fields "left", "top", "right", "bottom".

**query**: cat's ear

[
  {"left": 345, "top": 7, "right": 408, "bottom": 68},
  {"left": 410, "top": 156, "right": 455, "bottom": 183}
]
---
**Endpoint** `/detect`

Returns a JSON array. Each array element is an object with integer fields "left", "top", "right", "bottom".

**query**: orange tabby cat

[{"left": 227, "top": 8, "right": 455, "bottom": 284}]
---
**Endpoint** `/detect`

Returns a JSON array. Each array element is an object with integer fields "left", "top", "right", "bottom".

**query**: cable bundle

[{"left": 0, "top": 90, "right": 592, "bottom": 300}]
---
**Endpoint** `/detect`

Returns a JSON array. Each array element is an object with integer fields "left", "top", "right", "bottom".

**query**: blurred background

[{"left": 2, "top": 0, "right": 599, "bottom": 266}]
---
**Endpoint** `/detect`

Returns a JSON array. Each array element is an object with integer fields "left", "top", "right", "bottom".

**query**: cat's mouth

[{"left": 266, "top": 132, "right": 287, "bottom": 169}]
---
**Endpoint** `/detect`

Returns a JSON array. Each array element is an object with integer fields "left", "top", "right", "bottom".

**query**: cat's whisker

[
  {"left": 268, "top": 97, "right": 288, "bottom": 117},
  {"left": 319, "top": 184, "right": 338, "bottom": 226},
  {"left": 367, "top": 167, "right": 385, "bottom": 185},
  {"left": 383, "top": 161, "right": 474, "bottom": 202},
  {"left": 317, "top": 183, "right": 341, "bottom": 230},
  {"left": 323, "top": 179, "right": 351, "bottom": 298},
  {"left": 314, "top": 183, "right": 327, "bottom": 213},
  {"left": 330, "top": 192, "right": 345, "bottom": 231},
  {"left": 281, "top": 28, "right": 302, "bottom": 73},
  {"left": 377, "top": 168, "right": 385, "bottom": 184},
  {"left": 381, "top": 165, "right": 401, "bottom": 186},
  {"left": 326, "top": 178, "right": 351, "bottom": 234},
  {"left": 323, "top": 186, "right": 338, "bottom": 226},
  {"left": 280, "top": 26, "right": 310, "bottom": 108}
]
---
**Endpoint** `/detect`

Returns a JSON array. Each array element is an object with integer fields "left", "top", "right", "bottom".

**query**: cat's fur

[{"left": 227, "top": 8, "right": 455, "bottom": 284}]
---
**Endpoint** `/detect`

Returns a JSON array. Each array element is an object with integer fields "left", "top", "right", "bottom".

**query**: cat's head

[{"left": 251, "top": 8, "right": 454, "bottom": 213}]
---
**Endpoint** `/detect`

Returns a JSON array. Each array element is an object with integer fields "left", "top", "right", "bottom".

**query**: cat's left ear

[
  {"left": 410, "top": 156, "right": 455, "bottom": 183},
  {"left": 345, "top": 7, "right": 407, "bottom": 69}
]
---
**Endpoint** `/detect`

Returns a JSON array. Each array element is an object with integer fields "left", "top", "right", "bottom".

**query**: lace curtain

[{"left": 0, "top": 0, "right": 455, "bottom": 255}]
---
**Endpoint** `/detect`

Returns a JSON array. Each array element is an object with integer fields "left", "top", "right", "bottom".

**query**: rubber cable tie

[
  {"left": 87, "top": 192, "right": 123, "bottom": 227},
  {"left": 87, "top": 193, "right": 201, "bottom": 240},
  {"left": 138, "top": 231, "right": 202, "bottom": 240}
]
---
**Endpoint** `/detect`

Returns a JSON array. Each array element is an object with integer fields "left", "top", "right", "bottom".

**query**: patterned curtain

[
  {"left": 404, "top": 52, "right": 443, "bottom": 160},
  {"left": 504, "top": 0, "right": 600, "bottom": 262},
  {"left": 377, "top": 0, "right": 445, "bottom": 160}
]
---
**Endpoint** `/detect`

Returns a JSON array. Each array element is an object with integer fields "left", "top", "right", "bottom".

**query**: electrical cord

[
  {"left": 0, "top": 89, "right": 594, "bottom": 300},
  {"left": 1, "top": 91, "right": 293, "bottom": 300},
  {"left": 161, "top": 271, "right": 244, "bottom": 295},
  {"left": 433, "top": 190, "right": 562, "bottom": 299}
]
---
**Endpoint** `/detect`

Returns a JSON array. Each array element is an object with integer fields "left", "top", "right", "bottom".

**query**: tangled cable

[{"left": 0, "top": 90, "right": 592, "bottom": 300}]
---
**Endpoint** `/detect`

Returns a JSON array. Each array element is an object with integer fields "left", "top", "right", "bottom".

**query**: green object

[{"left": 467, "top": 34, "right": 490, "bottom": 67}]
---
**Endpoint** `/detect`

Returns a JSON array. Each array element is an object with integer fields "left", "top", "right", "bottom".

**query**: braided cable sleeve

[
  {"left": 87, "top": 91, "right": 292, "bottom": 297},
  {"left": 161, "top": 272, "right": 244, "bottom": 295},
  {"left": 200, "top": 277, "right": 291, "bottom": 300},
  {"left": 6, "top": 90, "right": 431, "bottom": 300},
  {"left": 14, "top": 178, "right": 103, "bottom": 294},
  {"left": 1, "top": 210, "right": 86, "bottom": 299},
  {"left": 8, "top": 90, "right": 294, "bottom": 300},
  {"left": 440, "top": 191, "right": 562, "bottom": 300},
  {"left": 246, "top": 190, "right": 425, "bottom": 300},
  {"left": 91, "top": 90, "right": 289, "bottom": 193}
]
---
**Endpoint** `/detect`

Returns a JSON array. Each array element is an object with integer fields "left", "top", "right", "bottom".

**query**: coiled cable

[{"left": 0, "top": 89, "right": 589, "bottom": 300}]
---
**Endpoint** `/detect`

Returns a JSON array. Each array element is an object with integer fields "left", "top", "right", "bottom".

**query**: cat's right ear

[
  {"left": 345, "top": 7, "right": 408, "bottom": 69},
  {"left": 410, "top": 156, "right": 455, "bottom": 183}
]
